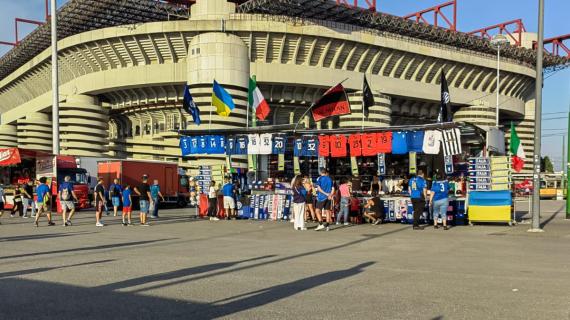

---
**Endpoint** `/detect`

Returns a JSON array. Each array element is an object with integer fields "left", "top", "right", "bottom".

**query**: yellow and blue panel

[
  {"left": 212, "top": 80, "right": 235, "bottom": 117},
  {"left": 468, "top": 190, "right": 512, "bottom": 222}
]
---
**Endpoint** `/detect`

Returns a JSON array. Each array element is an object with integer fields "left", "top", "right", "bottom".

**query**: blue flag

[{"left": 183, "top": 85, "right": 201, "bottom": 125}]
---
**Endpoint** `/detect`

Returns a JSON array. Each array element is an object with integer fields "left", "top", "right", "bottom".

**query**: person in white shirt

[
  {"left": 208, "top": 181, "right": 219, "bottom": 221},
  {"left": 0, "top": 186, "right": 6, "bottom": 221}
]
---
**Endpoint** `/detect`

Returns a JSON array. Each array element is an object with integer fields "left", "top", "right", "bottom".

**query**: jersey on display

[
  {"left": 248, "top": 134, "right": 260, "bottom": 154},
  {"left": 198, "top": 136, "right": 208, "bottom": 154},
  {"left": 442, "top": 128, "right": 462, "bottom": 156},
  {"left": 293, "top": 138, "right": 303, "bottom": 157},
  {"left": 180, "top": 137, "right": 191, "bottom": 156},
  {"left": 207, "top": 135, "right": 225, "bottom": 154},
  {"left": 234, "top": 136, "right": 248, "bottom": 155},
  {"left": 361, "top": 133, "right": 378, "bottom": 156},
  {"left": 408, "top": 131, "right": 425, "bottom": 153},
  {"left": 302, "top": 136, "right": 318, "bottom": 157},
  {"left": 392, "top": 131, "right": 409, "bottom": 155},
  {"left": 376, "top": 132, "right": 392, "bottom": 153},
  {"left": 272, "top": 136, "right": 286, "bottom": 154},
  {"left": 318, "top": 135, "right": 330, "bottom": 157},
  {"left": 259, "top": 133, "right": 273, "bottom": 155},
  {"left": 422, "top": 130, "right": 442, "bottom": 154},
  {"left": 348, "top": 134, "right": 362, "bottom": 157},
  {"left": 226, "top": 137, "right": 236, "bottom": 155},
  {"left": 330, "top": 135, "right": 347, "bottom": 157},
  {"left": 189, "top": 136, "right": 199, "bottom": 154}
]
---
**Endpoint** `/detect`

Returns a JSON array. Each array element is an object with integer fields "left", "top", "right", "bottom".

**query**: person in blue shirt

[
  {"left": 34, "top": 177, "right": 55, "bottom": 227},
  {"left": 409, "top": 170, "right": 427, "bottom": 230},
  {"left": 59, "top": 175, "right": 78, "bottom": 226},
  {"left": 315, "top": 168, "right": 334, "bottom": 231},
  {"left": 222, "top": 177, "right": 236, "bottom": 219},
  {"left": 430, "top": 172, "right": 451, "bottom": 230},
  {"left": 121, "top": 185, "right": 133, "bottom": 226},
  {"left": 109, "top": 178, "right": 123, "bottom": 217}
]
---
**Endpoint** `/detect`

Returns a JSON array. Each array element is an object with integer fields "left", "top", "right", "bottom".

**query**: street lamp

[{"left": 490, "top": 34, "right": 510, "bottom": 127}]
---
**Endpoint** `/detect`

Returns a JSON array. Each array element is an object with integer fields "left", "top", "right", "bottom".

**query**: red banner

[
  {"left": 311, "top": 84, "right": 351, "bottom": 122},
  {"left": 0, "top": 148, "right": 21, "bottom": 166}
]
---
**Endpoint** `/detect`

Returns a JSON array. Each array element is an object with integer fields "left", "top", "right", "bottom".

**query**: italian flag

[
  {"left": 248, "top": 76, "right": 270, "bottom": 121},
  {"left": 510, "top": 122, "right": 526, "bottom": 172}
]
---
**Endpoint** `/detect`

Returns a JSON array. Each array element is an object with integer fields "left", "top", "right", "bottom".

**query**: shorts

[
  {"left": 140, "top": 200, "right": 149, "bottom": 214},
  {"left": 123, "top": 206, "right": 132, "bottom": 213},
  {"left": 95, "top": 201, "right": 104, "bottom": 211},
  {"left": 316, "top": 199, "right": 331, "bottom": 211},
  {"left": 305, "top": 194, "right": 314, "bottom": 205},
  {"left": 223, "top": 196, "right": 235, "bottom": 209},
  {"left": 432, "top": 198, "right": 449, "bottom": 219},
  {"left": 36, "top": 201, "right": 49, "bottom": 211},
  {"left": 61, "top": 200, "right": 75, "bottom": 211},
  {"left": 112, "top": 197, "right": 121, "bottom": 207}
]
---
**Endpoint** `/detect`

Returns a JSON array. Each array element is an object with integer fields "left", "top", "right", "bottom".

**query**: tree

[{"left": 541, "top": 156, "right": 555, "bottom": 173}]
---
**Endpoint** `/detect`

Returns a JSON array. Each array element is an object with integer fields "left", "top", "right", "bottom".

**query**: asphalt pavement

[{"left": 0, "top": 201, "right": 569, "bottom": 320}]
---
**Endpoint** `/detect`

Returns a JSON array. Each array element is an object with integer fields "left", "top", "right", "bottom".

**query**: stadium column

[
  {"left": 339, "top": 91, "right": 391, "bottom": 128},
  {"left": 59, "top": 95, "right": 109, "bottom": 157},
  {"left": 0, "top": 124, "right": 18, "bottom": 148},
  {"left": 453, "top": 103, "right": 496, "bottom": 130},
  {"left": 187, "top": 0, "right": 249, "bottom": 175},
  {"left": 16, "top": 113, "right": 53, "bottom": 152}
]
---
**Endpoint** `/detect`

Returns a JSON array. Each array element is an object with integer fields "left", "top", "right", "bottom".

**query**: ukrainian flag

[{"left": 212, "top": 80, "right": 235, "bottom": 117}]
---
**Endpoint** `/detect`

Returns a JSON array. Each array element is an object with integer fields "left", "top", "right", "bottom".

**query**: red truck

[
  {"left": 0, "top": 148, "right": 90, "bottom": 212},
  {"left": 97, "top": 160, "right": 190, "bottom": 208}
]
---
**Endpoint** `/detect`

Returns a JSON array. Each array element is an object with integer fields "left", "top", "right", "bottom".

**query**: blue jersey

[
  {"left": 302, "top": 136, "right": 318, "bottom": 157},
  {"left": 207, "top": 136, "right": 224, "bottom": 154},
  {"left": 36, "top": 184, "right": 50, "bottom": 204},
  {"left": 222, "top": 183, "right": 234, "bottom": 197},
  {"left": 226, "top": 137, "right": 236, "bottom": 155},
  {"left": 198, "top": 136, "right": 208, "bottom": 154},
  {"left": 409, "top": 176, "right": 426, "bottom": 199},
  {"left": 316, "top": 175, "right": 333, "bottom": 202},
  {"left": 293, "top": 138, "right": 303, "bottom": 157},
  {"left": 189, "top": 136, "right": 199, "bottom": 154},
  {"left": 431, "top": 180, "right": 450, "bottom": 201},
  {"left": 408, "top": 131, "right": 425, "bottom": 153},
  {"left": 272, "top": 136, "right": 286, "bottom": 154},
  {"left": 150, "top": 185, "right": 161, "bottom": 199},
  {"left": 180, "top": 137, "right": 191, "bottom": 156},
  {"left": 234, "top": 136, "right": 248, "bottom": 155},
  {"left": 122, "top": 189, "right": 132, "bottom": 207},
  {"left": 392, "top": 131, "right": 409, "bottom": 155}
]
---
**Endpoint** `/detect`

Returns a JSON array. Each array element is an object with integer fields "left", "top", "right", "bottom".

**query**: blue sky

[{"left": 1, "top": 0, "right": 569, "bottom": 168}]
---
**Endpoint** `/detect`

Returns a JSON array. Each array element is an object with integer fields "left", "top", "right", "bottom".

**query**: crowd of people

[{"left": 0, "top": 169, "right": 453, "bottom": 231}]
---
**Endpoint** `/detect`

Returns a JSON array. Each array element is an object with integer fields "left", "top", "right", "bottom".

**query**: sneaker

[
  {"left": 48, "top": 221, "right": 55, "bottom": 226},
  {"left": 325, "top": 226, "right": 330, "bottom": 231},
  {"left": 300, "top": 227, "right": 307, "bottom": 231},
  {"left": 150, "top": 215, "right": 158, "bottom": 219},
  {"left": 10, "top": 214, "right": 15, "bottom": 218},
  {"left": 96, "top": 222, "right": 104, "bottom": 227},
  {"left": 413, "top": 226, "right": 424, "bottom": 230},
  {"left": 373, "top": 220, "right": 381, "bottom": 225},
  {"left": 315, "top": 224, "right": 325, "bottom": 231},
  {"left": 434, "top": 225, "right": 439, "bottom": 229},
  {"left": 444, "top": 226, "right": 450, "bottom": 231},
  {"left": 66, "top": 220, "right": 72, "bottom": 226},
  {"left": 335, "top": 222, "right": 340, "bottom": 225},
  {"left": 212, "top": 217, "right": 220, "bottom": 221},
  {"left": 22, "top": 215, "right": 29, "bottom": 219},
  {"left": 34, "top": 221, "right": 39, "bottom": 227},
  {"left": 141, "top": 223, "right": 150, "bottom": 227},
  {"left": 344, "top": 222, "right": 350, "bottom": 226},
  {"left": 127, "top": 222, "right": 133, "bottom": 226},
  {"left": 122, "top": 222, "right": 128, "bottom": 226}
]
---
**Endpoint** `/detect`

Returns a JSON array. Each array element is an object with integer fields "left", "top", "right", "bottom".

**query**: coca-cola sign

[{"left": 0, "top": 148, "right": 21, "bottom": 166}]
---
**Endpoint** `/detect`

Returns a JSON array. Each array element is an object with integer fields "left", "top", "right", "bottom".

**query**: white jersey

[
  {"left": 247, "top": 134, "right": 260, "bottom": 154},
  {"left": 259, "top": 133, "right": 273, "bottom": 155},
  {"left": 423, "top": 130, "right": 443, "bottom": 155}
]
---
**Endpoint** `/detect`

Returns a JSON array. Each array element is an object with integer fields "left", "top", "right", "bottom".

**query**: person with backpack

[
  {"left": 34, "top": 177, "right": 55, "bottom": 227},
  {"left": 59, "top": 175, "right": 78, "bottom": 227},
  {"left": 109, "top": 178, "right": 123, "bottom": 217}
]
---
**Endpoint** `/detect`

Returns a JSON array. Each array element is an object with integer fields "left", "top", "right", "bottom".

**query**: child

[
  {"left": 12, "top": 190, "right": 24, "bottom": 218},
  {"left": 121, "top": 185, "right": 132, "bottom": 226},
  {"left": 349, "top": 195, "right": 361, "bottom": 224}
]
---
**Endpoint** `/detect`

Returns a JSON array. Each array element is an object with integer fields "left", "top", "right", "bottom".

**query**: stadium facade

[{"left": 0, "top": 0, "right": 564, "bottom": 173}]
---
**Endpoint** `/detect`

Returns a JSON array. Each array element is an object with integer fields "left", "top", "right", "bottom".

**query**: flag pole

[{"left": 361, "top": 74, "right": 365, "bottom": 131}]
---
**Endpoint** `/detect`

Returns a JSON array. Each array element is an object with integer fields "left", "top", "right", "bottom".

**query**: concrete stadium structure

[{"left": 0, "top": 0, "right": 566, "bottom": 172}]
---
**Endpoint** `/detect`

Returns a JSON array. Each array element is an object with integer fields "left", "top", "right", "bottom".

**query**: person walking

[
  {"left": 315, "top": 168, "right": 334, "bottom": 231},
  {"left": 150, "top": 179, "right": 165, "bottom": 219},
  {"left": 121, "top": 185, "right": 133, "bottom": 226},
  {"left": 409, "top": 170, "right": 428, "bottom": 230},
  {"left": 22, "top": 180, "right": 35, "bottom": 218},
  {"left": 222, "top": 177, "right": 236, "bottom": 220},
  {"left": 292, "top": 174, "right": 307, "bottom": 231},
  {"left": 59, "top": 175, "right": 78, "bottom": 226},
  {"left": 134, "top": 175, "right": 152, "bottom": 226},
  {"left": 336, "top": 177, "right": 352, "bottom": 225},
  {"left": 11, "top": 190, "right": 24, "bottom": 218},
  {"left": 94, "top": 179, "right": 106, "bottom": 227},
  {"left": 208, "top": 181, "right": 219, "bottom": 221},
  {"left": 0, "top": 184, "right": 6, "bottom": 221},
  {"left": 34, "top": 177, "right": 55, "bottom": 227},
  {"left": 430, "top": 172, "right": 451, "bottom": 230},
  {"left": 303, "top": 176, "right": 317, "bottom": 222},
  {"left": 109, "top": 178, "right": 122, "bottom": 217}
]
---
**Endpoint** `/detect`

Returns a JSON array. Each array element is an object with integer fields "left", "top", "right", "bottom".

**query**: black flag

[
  {"left": 362, "top": 75, "right": 374, "bottom": 118},
  {"left": 438, "top": 71, "right": 452, "bottom": 123}
]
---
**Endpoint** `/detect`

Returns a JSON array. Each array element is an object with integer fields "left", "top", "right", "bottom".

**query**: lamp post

[
  {"left": 490, "top": 34, "right": 510, "bottom": 127},
  {"left": 51, "top": 0, "right": 59, "bottom": 155}
]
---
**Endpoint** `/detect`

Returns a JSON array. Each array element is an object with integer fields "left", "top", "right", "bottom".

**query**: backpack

[{"left": 61, "top": 185, "right": 71, "bottom": 201}]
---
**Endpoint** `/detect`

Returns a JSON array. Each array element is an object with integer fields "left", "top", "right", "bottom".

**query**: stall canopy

[{"left": 0, "top": 148, "right": 21, "bottom": 166}]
